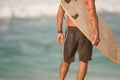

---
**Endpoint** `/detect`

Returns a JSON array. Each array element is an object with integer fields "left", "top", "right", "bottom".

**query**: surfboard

[{"left": 61, "top": 0, "right": 120, "bottom": 63}]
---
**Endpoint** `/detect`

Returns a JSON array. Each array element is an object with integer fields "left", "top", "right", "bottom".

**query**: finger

[
  {"left": 60, "top": 39, "right": 63, "bottom": 44},
  {"left": 92, "top": 40, "right": 98, "bottom": 46},
  {"left": 57, "top": 37, "right": 60, "bottom": 44}
]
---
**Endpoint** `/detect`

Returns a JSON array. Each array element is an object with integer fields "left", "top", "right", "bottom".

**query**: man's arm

[
  {"left": 57, "top": 5, "right": 65, "bottom": 33},
  {"left": 88, "top": 0, "right": 100, "bottom": 46},
  {"left": 57, "top": 5, "right": 65, "bottom": 44}
]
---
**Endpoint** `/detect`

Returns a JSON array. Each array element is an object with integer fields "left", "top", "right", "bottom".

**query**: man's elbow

[
  {"left": 88, "top": 8, "right": 97, "bottom": 20},
  {"left": 88, "top": 13, "right": 98, "bottom": 22}
]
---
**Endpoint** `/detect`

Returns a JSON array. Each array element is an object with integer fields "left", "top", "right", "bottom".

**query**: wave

[
  {"left": 0, "top": 4, "right": 59, "bottom": 19},
  {"left": 0, "top": 0, "right": 120, "bottom": 19},
  {"left": 96, "top": 0, "right": 120, "bottom": 13}
]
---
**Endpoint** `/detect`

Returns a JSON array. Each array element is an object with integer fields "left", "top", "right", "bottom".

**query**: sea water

[{"left": 0, "top": 0, "right": 120, "bottom": 80}]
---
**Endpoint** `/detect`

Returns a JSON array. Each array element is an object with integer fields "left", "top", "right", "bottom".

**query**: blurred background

[{"left": 0, "top": 0, "right": 120, "bottom": 80}]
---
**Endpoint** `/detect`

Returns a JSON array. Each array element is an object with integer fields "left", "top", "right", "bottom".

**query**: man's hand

[
  {"left": 57, "top": 33, "right": 64, "bottom": 44},
  {"left": 92, "top": 33, "right": 100, "bottom": 46}
]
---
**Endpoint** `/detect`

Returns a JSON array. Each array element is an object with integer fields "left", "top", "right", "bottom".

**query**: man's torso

[{"left": 66, "top": 0, "right": 88, "bottom": 27}]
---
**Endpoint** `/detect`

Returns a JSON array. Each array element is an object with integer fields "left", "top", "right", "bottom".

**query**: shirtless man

[{"left": 57, "top": 0, "right": 100, "bottom": 80}]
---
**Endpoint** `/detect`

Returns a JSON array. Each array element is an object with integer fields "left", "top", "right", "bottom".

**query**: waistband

[
  {"left": 67, "top": 26, "right": 82, "bottom": 33},
  {"left": 67, "top": 26, "right": 79, "bottom": 30},
  {"left": 68, "top": 26, "right": 77, "bottom": 27}
]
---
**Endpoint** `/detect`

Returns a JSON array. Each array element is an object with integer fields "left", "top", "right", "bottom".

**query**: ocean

[{"left": 0, "top": 0, "right": 120, "bottom": 80}]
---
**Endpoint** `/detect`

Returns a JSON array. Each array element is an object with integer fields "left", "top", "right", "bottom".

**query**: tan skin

[{"left": 57, "top": 0, "right": 100, "bottom": 80}]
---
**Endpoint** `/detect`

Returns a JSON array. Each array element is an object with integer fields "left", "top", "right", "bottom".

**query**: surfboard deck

[{"left": 61, "top": 0, "right": 120, "bottom": 63}]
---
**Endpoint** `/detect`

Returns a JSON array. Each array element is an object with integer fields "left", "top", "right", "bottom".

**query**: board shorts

[{"left": 63, "top": 26, "right": 93, "bottom": 63}]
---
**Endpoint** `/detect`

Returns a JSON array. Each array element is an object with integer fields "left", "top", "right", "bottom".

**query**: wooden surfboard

[{"left": 61, "top": 0, "right": 120, "bottom": 63}]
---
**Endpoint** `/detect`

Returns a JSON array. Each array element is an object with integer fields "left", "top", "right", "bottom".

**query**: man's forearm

[
  {"left": 57, "top": 5, "right": 65, "bottom": 33},
  {"left": 89, "top": 13, "right": 99, "bottom": 35},
  {"left": 88, "top": 0, "right": 99, "bottom": 35}
]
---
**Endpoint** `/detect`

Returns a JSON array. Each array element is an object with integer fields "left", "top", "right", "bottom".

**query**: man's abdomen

[{"left": 66, "top": 17, "right": 76, "bottom": 27}]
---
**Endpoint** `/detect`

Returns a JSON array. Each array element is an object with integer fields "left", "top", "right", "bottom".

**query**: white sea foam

[
  {"left": 96, "top": 0, "right": 120, "bottom": 13},
  {"left": 0, "top": 3, "right": 59, "bottom": 18},
  {"left": 0, "top": 0, "right": 120, "bottom": 18}
]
